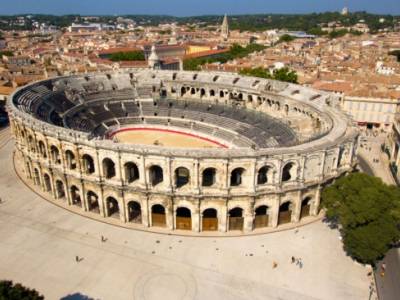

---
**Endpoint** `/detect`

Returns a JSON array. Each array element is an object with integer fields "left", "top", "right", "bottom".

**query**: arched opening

[
  {"left": 190, "top": 87, "right": 196, "bottom": 95},
  {"left": 55, "top": 180, "right": 65, "bottom": 199},
  {"left": 127, "top": 201, "right": 142, "bottom": 223},
  {"left": 65, "top": 150, "right": 76, "bottom": 169},
  {"left": 106, "top": 197, "right": 119, "bottom": 218},
  {"left": 38, "top": 141, "right": 47, "bottom": 158},
  {"left": 33, "top": 168, "right": 40, "bottom": 185},
  {"left": 254, "top": 205, "right": 269, "bottom": 228},
  {"left": 257, "top": 166, "right": 272, "bottom": 185},
  {"left": 70, "top": 186, "right": 81, "bottom": 207},
  {"left": 175, "top": 167, "right": 190, "bottom": 188},
  {"left": 278, "top": 202, "right": 292, "bottom": 225},
  {"left": 151, "top": 204, "right": 166, "bottom": 227},
  {"left": 102, "top": 158, "right": 116, "bottom": 179},
  {"left": 202, "top": 208, "right": 218, "bottom": 231},
  {"left": 149, "top": 165, "right": 163, "bottom": 186},
  {"left": 202, "top": 168, "right": 216, "bottom": 187},
  {"left": 200, "top": 88, "right": 206, "bottom": 98},
  {"left": 228, "top": 207, "right": 244, "bottom": 231},
  {"left": 87, "top": 191, "right": 99, "bottom": 213},
  {"left": 181, "top": 87, "right": 186, "bottom": 96},
  {"left": 82, "top": 154, "right": 95, "bottom": 174},
  {"left": 282, "top": 162, "right": 295, "bottom": 182},
  {"left": 301, "top": 197, "right": 312, "bottom": 219},
  {"left": 43, "top": 173, "right": 51, "bottom": 192},
  {"left": 219, "top": 90, "right": 224, "bottom": 98},
  {"left": 230, "top": 168, "right": 245, "bottom": 186},
  {"left": 176, "top": 207, "right": 192, "bottom": 230},
  {"left": 210, "top": 89, "right": 215, "bottom": 97},
  {"left": 124, "top": 162, "right": 139, "bottom": 183},
  {"left": 248, "top": 95, "right": 253, "bottom": 102},
  {"left": 284, "top": 104, "right": 289, "bottom": 114},
  {"left": 50, "top": 146, "right": 61, "bottom": 164}
]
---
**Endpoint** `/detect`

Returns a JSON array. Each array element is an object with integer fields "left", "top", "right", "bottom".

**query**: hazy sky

[{"left": 1, "top": 0, "right": 399, "bottom": 16}]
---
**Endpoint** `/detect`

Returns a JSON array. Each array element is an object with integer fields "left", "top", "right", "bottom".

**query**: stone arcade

[{"left": 8, "top": 69, "right": 358, "bottom": 234}]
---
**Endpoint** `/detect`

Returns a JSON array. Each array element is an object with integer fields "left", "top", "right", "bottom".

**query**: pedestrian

[
  {"left": 272, "top": 261, "right": 277, "bottom": 268},
  {"left": 291, "top": 256, "right": 295, "bottom": 264},
  {"left": 75, "top": 255, "right": 79, "bottom": 262},
  {"left": 0, "top": 197, "right": 2, "bottom": 203}
]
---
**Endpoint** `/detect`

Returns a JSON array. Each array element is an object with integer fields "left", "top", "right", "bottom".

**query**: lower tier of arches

[{"left": 21, "top": 153, "right": 324, "bottom": 234}]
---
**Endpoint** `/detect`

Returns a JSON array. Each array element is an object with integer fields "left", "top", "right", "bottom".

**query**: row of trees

[
  {"left": 322, "top": 173, "right": 400, "bottom": 265},
  {"left": 109, "top": 51, "right": 145, "bottom": 61},
  {"left": 239, "top": 67, "right": 298, "bottom": 84},
  {"left": 183, "top": 43, "right": 266, "bottom": 71}
]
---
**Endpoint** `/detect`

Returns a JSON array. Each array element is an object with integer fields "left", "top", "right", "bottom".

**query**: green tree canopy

[
  {"left": 239, "top": 67, "right": 298, "bottom": 83},
  {"left": 322, "top": 173, "right": 400, "bottom": 265},
  {"left": 0, "top": 280, "right": 44, "bottom": 300},
  {"left": 109, "top": 51, "right": 145, "bottom": 61},
  {"left": 272, "top": 67, "right": 298, "bottom": 83},
  {"left": 183, "top": 43, "right": 266, "bottom": 71},
  {"left": 278, "top": 34, "right": 295, "bottom": 43},
  {"left": 239, "top": 67, "right": 272, "bottom": 79},
  {"left": 0, "top": 50, "right": 13, "bottom": 57}
]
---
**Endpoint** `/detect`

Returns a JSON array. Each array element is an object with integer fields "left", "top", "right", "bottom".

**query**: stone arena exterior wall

[{"left": 8, "top": 70, "right": 359, "bottom": 234}]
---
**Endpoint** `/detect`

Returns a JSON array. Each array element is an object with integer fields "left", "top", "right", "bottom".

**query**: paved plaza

[{"left": 0, "top": 130, "right": 371, "bottom": 300}]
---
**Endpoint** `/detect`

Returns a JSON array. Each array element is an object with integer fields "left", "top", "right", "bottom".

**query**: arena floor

[
  {"left": 0, "top": 127, "right": 373, "bottom": 300},
  {"left": 111, "top": 127, "right": 228, "bottom": 148}
]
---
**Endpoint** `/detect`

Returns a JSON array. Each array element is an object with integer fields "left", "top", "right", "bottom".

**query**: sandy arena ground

[
  {"left": 0, "top": 128, "right": 373, "bottom": 300},
  {"left": 112, "top": 128, "right": 225, "bottom": 148}
]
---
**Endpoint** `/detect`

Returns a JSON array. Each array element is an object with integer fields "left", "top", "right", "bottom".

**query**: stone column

[
  {"left": 98, "top": 187, "right": 106, "bottom": 217},
  {"left": 166, "top": 200, "right": 174, "bottom": 230},
  {"left": 119, "top": 193, "right": 126, "bottom": 223},
  {"left": 271, "top": 197, "right": 280, "bottom": 228},
  {"left": 65, "top": 177, "right": 73, "bottom": 206},
  {"left": 292, "top": 191, "right": 302, "bottom": 223},
  {"left": 219, "top": 203, "right": 228, "bottom": 232},
  {"left": 140, "top": 155, "right": 147, "bottom": 189},
  {"left": 79, "top": 181, "right": 87, "bottom": 212},
  {"left": 192, "top": 159, "right": 200, "bottom": 194},
  {"left": 311, "top": 187, "right": 321, "bottom": 216},
  {"left": 192, "top": 206, "right": 200, "bottom": 232},
  {"left": 244, "top": 213, "right": 254, "bottom": 232},
  {"left": 142, "top": 197, "right": 150, "bottom": 227}
]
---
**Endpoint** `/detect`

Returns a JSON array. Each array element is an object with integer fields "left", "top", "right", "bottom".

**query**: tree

[
  {"left": 278, "top": 34, "right": 295, "bottom": 43},
  {"left": 272, "top": 67, "right": 298, "bottom": 83},
  {"left": 239, "top": 67, "right": 272, "bottom": 79},
  {"left": 0, "top": 280, "right": 44, "bottom": 300},
  {"left": 321, "top": 173, "right": 400, "bottom": 265},
  {"left": 109, "top": 51, "right": 145, "bottom": 61}
]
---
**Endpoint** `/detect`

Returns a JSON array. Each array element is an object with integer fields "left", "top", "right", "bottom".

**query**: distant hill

[{"left": 0, "top": 12, "right": 398, "bottom": 33}]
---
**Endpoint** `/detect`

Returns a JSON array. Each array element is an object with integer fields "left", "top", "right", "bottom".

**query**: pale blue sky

[{"left": 1, "top": 0, "right": 399, "bottom": 16}]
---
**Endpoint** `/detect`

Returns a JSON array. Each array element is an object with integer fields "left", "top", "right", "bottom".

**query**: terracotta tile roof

[
  {"left": 184, "top": 49, "right": 229, "bottom": 59},
  {"left": 0, "top": 85, "right": 15, "bottom": 95},
  {"left": 98, "top": 47, "right": 142, "bottom": 55},
  {"left": 312, "top": 80, "right": 352, "bottom": 93}
]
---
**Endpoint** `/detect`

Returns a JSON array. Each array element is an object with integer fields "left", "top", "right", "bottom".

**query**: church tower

[
  {"left": 148, "top": 45, "right": 161, "bottom": 70},
  {"left": 221, "top": 14, "right": 229, "bottom": 40}
]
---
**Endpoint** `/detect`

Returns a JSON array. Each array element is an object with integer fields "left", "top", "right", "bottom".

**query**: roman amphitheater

[{"left": 8, "top": 69, "right": 358, "bottom": 234}]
